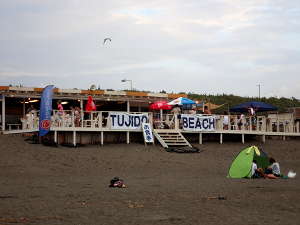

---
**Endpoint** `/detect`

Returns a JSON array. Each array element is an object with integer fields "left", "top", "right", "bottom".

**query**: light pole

[
  {"left": 121, "top": 79, "right": 133, "bottom": 90},
  {"left": 257, "top": 84, "right": 261, "bottom": 99}
]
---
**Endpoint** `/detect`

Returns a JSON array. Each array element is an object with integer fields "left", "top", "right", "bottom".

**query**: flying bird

[{"left": 103, "top": 38, "right": 112, "bottom": 45}]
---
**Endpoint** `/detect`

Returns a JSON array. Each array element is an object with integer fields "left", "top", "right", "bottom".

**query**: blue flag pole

[{"left": 39, "top": 85, "right": 54, "bottom": 136}]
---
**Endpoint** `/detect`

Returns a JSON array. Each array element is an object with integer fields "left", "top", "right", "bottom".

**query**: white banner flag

[
  {"left": 142, "top": 123, "right": 154, "bottom": 143},
  {"left": 109, "top": 112, "right": 149, "bottom": 130},
  {"left": 181, "top": 114, "right": 216, "bottom": 131}
]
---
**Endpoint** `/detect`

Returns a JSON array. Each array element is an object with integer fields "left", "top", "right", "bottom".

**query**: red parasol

[
  {"left": 149, "top": 101, "right": 172, "bottom": 110},
  {"left": 85, "top": 96, "right": 96, "bottom": 111}
]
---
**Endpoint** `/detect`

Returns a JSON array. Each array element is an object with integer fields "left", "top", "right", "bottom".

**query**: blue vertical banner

[{"left": 39, "top": 85, "right": 54, "bottom": 136}]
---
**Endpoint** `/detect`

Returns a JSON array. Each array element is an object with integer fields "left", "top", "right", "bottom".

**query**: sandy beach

[{"left": 0, "top": 134, "right": 299, "bottom": 225}]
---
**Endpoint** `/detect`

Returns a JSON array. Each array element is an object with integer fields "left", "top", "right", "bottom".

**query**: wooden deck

[{"left": 3, "top": 110, "right": 300, "bottom": 146}]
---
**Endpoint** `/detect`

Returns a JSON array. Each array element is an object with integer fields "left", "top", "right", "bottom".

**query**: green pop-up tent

[{"left": 228, "top": 146, "right": 269, "bottom": 178}]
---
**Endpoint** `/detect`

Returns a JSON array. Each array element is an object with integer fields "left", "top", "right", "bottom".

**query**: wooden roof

[{"left": 0, "top": 86, "right": 187, "bottom": 103}]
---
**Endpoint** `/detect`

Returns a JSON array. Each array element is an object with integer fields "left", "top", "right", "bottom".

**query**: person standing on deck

[
  {"left": 57, "top": 100, "right": 64, "bottom": 115},
  {"left": 203, "top": 105, "right": 211, "bottom": 115},
  {"left": 171, "top": 104, "right": 181, "bottom": 114}
]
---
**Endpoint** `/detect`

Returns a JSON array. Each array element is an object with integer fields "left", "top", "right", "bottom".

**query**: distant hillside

[{"left": 187, "top": 93, "right": 300, "bottom": 113}]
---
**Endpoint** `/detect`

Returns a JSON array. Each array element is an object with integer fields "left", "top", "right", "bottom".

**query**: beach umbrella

[
  {"left": 85, "top": 96, "right": 96, "bottom": 111},
  {"left": 230, "top": 101, "right": 277, "bottom": 113},
  {"left": 149, "top": 101, "right": 172, "bottom": 121},
  {"left": 149, "top": 101, "right": 172, "bottom": 110},
  {"left": 168, "top": 97, "right": 196, "bottom": 105}
]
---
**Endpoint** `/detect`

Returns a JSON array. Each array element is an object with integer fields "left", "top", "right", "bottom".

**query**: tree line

[{"left": 186, "top": 93, "right": 300, "bottom": 113}]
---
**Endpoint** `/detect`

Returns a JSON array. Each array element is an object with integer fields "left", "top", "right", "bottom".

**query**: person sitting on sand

[
  {"left": 265, "top": 157, "right": 281, "bottom": 178},
  {"left": 251, "top": 160, "right": 259, "bottom": 178},
  {"left": 251, "top": 160, "right": 265, "bottom": 178},
  {"left": 254, "top": 157, "right": 281, "bottom": 179}
]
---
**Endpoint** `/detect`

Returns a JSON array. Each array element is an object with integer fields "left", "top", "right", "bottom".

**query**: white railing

[
  {"left": 153, "top": 113, "right": 300, "bottom": 133},
  {"left": 20, "top": 110, "right": 40, "bottom": 129},
  {"left": 17, "top": 110, "right": 300, "bottom": 134},
  {"left": 51, "top": 110, "right": 153, "bottom": 129}
]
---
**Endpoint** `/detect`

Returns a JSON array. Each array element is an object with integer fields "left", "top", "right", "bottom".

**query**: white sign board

[
  {"left": 109, "top": 112, "right": 149, "bottom": 130},
  {"left": 181, "top": 114, "right": 216, "bottom": 131},
  {"left": 142, "top": 123, "right": 154, "bottom": 143}
]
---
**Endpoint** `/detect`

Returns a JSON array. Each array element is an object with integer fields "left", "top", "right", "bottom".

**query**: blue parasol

[
  {"left": 230, "top": 101, "right": 277, "bottom": 113},
  {"left": 168, "top": 97, "right": 196, "bottom": 105}
]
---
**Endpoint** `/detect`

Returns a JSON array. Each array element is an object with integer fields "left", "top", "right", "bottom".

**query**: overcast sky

[{"left": 0, "top": 0, "right": 300, "bottom": 98}]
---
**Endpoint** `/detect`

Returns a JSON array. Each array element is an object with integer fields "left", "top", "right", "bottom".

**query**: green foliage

[{"left": 187, "top": 93, "right": 300, "bottom": 113}]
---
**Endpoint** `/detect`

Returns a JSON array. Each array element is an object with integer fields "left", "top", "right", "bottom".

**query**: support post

[
  {"left": 149, "top": 112, "right": 153, "bottom": 129},
  {"left": 73, "top": 131, "right": 76, "bottom": 147},
  {"left": 199, "top": 133, "right": 203, "bottom": 145},
  {"left": 221, "top": 116, "right": 224, "bottom": 131},
  {"left": 262, "top": 135, "right": 266, "bottom": 143},
  {"left": 72, "top": 110, "right": 75, "bottom": 127},
  {"left": 126, "top": 131, "right": 130, "bottom": 144},
  {"left": 262, "top": 117, "right": 266, "bottom": 132},
  {"left": 220, "top": 133, "right": 223, "bottom": 144},
  {"left": 127, "top": 101, "right": 130, "bottom": 112},
  {"left": 175, "top": 114, "right": 179, "bottom": 129},
  {"left": 160, "top": 109, "right": 163, "bottom": 122},
  {"left": 99, "top": 112, "right": 102, "bottom": 128},
  {"left": 23, "top": 98, "right": 26, "bottom": 118},
  {"left": 54, "top": 130, "right": 57, "bottom": 143},
  {"left": 80, "top": 98, "right": 83, "bottom": 110},
  {"left": 101, "top": 131, "right": 104, "bottom": 146},
  {"left": 126, "top": 101, "right": 130, "bottom": 144},
  {"left": 80, "top": 98, "right": 84, "bottom": 128},
  {"left": 242, "top": 134, "right": 245, "bottom": 144},
  {"left": 2, "top": 95, "right": 5, "bottom": 131}
]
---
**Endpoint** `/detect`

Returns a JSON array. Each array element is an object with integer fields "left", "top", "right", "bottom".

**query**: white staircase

[{"left": 153, "top": 129, "right": 192, "bottom": 148}]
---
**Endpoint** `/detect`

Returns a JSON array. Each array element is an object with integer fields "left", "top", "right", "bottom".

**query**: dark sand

[{"left": 0, "top": 135, "right": 299, "bottom": 225}]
